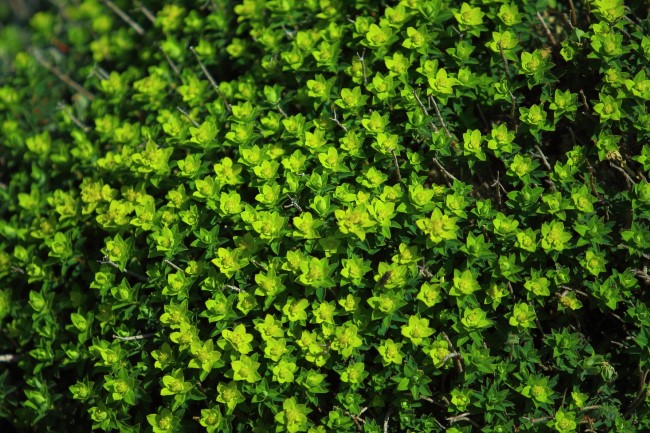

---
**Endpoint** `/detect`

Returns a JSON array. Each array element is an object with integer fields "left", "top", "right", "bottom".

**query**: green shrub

[{"left": 1, "top": 0, "right": 649, "bottom": 432}]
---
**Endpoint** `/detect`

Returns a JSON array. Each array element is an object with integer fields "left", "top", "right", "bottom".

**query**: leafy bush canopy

[{"left": 0, "top": 0, "right": 649, "bottom": 432}]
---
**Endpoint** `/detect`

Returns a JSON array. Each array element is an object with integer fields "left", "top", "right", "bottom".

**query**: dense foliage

[{"left": 1, "top": 0, "right": 649, "bottom": 432}]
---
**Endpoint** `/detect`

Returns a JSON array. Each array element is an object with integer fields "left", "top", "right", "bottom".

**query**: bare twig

[
  {"left": 568, "top": 0, "right": 577, "bottom": 27},
  {"left": 57, "top": 103, "right": 90, "bottom": 132},
  {"left": 429, "top": 96, "right": 451, "bottom": 137},
  {"left": 523, "top": 415, "right": 552, "bottom": 424},
  {"left": 160, "top": 47, "right": 181, "bottom": 77},
  {"left": 224, "top": 284, "right": 243, "bottom": 292},
  {"left": 412, "top": 89, "right": 439, "bottom": 133},
  {"left": 432, "top": 157, "right": 459, "bottom": 183},
  {"left": 579, "top": 89, "right": 590, "bottom": 111},
  {"left": 89, "top": 63, "right": 110, "bottom": 81},
  {"left": 383, "top": 407, "right": 393, "bottom": 433},
  {"left": 498, "top": 41, "right": 510, "bottom": 80},
  {"left": 176, "top": 106, "right": 200, "bottom": 127},
  {"left": 97, "top": 257, "right": 148, "bottom": 282},
  {"left": 139, "top": 4, "right": 156, "bottom": 24},
  {"left": 442, "top": 332, "right": 463, "bottom": 373},
  {"left": 100, "top": 0, "right": 145, "bottom": 35},
  {"left": 562, "top": 13, "right": 575, "bottom": 32},
  {"left": 189, "top": 46, "right": 231, "bottom": 113},
  {"left": 113, "top": 333, "right": 154, "bottom": 341},
  {"left": 250, "top": 259, "right": 268, "bottom": 271},
  {"left": 633, "top": 267, "right": 650, "bottom": 284},
  {"left": 164, "top": 259, "right": 183, "bottom": 272},
  {"left": 330, "top": 109, "right": 348, "bottom": 132},
  {"left": 624, "top": 368, "right": 649, "bottom": 417},
  {"left": 0, "top": 354, "right": 21, "bottom": 363},
  {"left": 283, "top": 195, "right": 303, "bottom": 213},
  {"left": 31, "top": 50, "right": 95, "bottom": 100},
  {"left": 389, "top": 149, "right": 402, "bottom": 182},
  {"left": 534, "top": 144, "right": 557, "bottom": 191},
  {"left": 276, "top": 103, "right": 288, "bottom": 118},
  {"left": 491, "top": 172, "right": 508, "bottom": 208},
  {"left": 536, "top": 11, "right": 557, "bottom": 46},
  {"left": 609, "top": 161, "right": 636, "bottom": 188},
  {"left": 446, "top": 413, "right": 481, "bottom": 429},
  {"left": 357, "top": 49, "right": 367, "bottom": 85}
]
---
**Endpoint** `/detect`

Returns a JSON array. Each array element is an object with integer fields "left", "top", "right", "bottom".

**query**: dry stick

[
  {"left": 383, "top": 406, "right": 393, "bottom": 433},
  {"left": 633, "top": 267, "right": 650, "bottom": 284},
  {"left": 609, "top": 161, "right": 636, "bottom": 188},
  {"left": 164, "top": 259, "right": 183, "bottom": 272},
  {"left": 583, "top": 156, "right": 606, "bottom": 204},
  {"left": 139, "top": 4, "right": 156, "bottom": 24},
  {"left": 57, "top": 103, "right": 90, "bottom": 132},
  {"left": 624, "top": 368, "right": 649, "bottom": 417},
  {"left": 100, "top": 0, "right": 144, "bottom": 35},
  {"left": 442, "top": 332, "right": 463, "bottom": 373},
  {"left": 161, "top": 47, "right": 181, "bottom": 77},
  {"left": 497, "top": 41, "right": 510, "bottom": 80},
  {"left": 509, "top": 90, "right": 517, "bottom": 126},
  {"left": 389, "top": 149, "right": 402, "bottom": 182},
  {"left": 0, "top": 354, "right": 21, "bottom": 363},
  {"left": 275, "top": 103, "right": 288, "bottom": 118},
  {"left": 412, "top": 89, "right": 439, "bottom": 133},
  {"left": 429, "top": 96, "right": 451, "bottom": 137},
  {"left": 491, "top": 172, "right": 508, "bottom": 208},
  {"left": 224, "top": 284, "right": 243, "bottom": 292},
  {"left": 568, "top": 0, "right": 577, "bottom": 27},
  {"left": 562, "top": 13, "right": 575, "bottom": 32},
  {"left": 536, "top": 11, "right": 557, "bottom": 46},
  {"left": 534, "top": 144, "right": 557, "bottom": 191},
  {"left": 89, "top": 63, "right": 110, "bottom": 81},
  {"left": 446, "top": 413, "right": 481, "bottom": 429},
  {"left": 523, "top": 415, "right": 552, "bottom": 424},
  {"left": 31, "top": 50, "right": 95, "bottom": 101},
  {"left": 579, "top": 89, "right": 589, "bottom": 111},
  {"left": 283, "top": 194, "right": 303, "bottom": 212},
  {"left": 357, "top": 48, "right": 367, "bottom": 85},
  {"left": 432, "top": 157, "right": 459, "bottom": 184},
  {"left": 189, "top": 46, "right": 232, "bottom": 113},
  {"left": 250, "top": 259, "right": 268, "bottom": 271},
  {"left": 330, "top": 109, "right": 348, "bottom": 132},
  {"left": 113, "top": 333, "right": 154, "bottom": 341},
  {"left": 97, "top": 257, "right": 148, "bottom": 281},
  {"left": 176, "top": 106, "right": 199, "bottom": 127}
]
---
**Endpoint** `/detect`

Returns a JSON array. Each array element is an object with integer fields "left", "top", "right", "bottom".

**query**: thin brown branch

[
  {"left": 97, "top": 257, "right": 147, "bottom": 281},
  {"left": 609, "top": 161, "right": 635, "bottom": 188},
  {"left": 164, "top": 259, "right": 183, "bottom": 272},
  {"left": 429, "top": 96, "right": 451, "bottom": 137},
  {"left": 160, "top": 47, "right": 181, "bottom": 77},
  {"left": 498, "top": 41, "right": 510, "bottom": 80},
  {"left": 57, "top": 103, "right": 90, "bottom": 132},
  {"left": 113, "top": 333, "right": 154, "bottom": 341},
  {"left": 389, "top": 149, "right": 402, "bottom": 182},
  {"left": 412, "top": 89, "right": 439, "bottom": 133},
  {"left": 100, "top": 0, "right": 145, "bottom": 35},
  {"left": 176, "top": 106, "right": 200, "bottom": 127},
  {"left": 0, "top": 354, "right": 21, "bottom": 363},
  {"left": 568, "top": 0, "right": 577, "bottom": 27},
  {"left": 139, "top": 4, "right": 156, "bottom": 24},
  {"left": 330, "top": 108, "right": 347, "bottom": 132},
  {"left": 189, "top": 46, "right": 231, "bottom": 113},
  {"left": 357, "top": 49, "right": 367, "bottom": 85},
  {"left": 432, "top": 157, "right": 459, "bottom": 183},
  {"left": 536, "top": 11, "right": 557, "bottom": 46},
  {"left": 442, "top": 332, "right": 463, "bottom": 373},
  {"left": 31, "top": 50, "right": 95, "bottom": 100}
]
